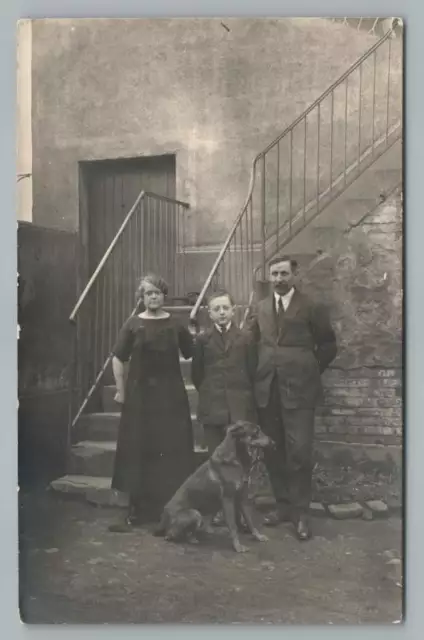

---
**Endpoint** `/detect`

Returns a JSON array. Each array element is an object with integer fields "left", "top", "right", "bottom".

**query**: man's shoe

[
  {"left": 263, "top": 505, "right": 291, "bottom": 527},
  {"left": 294, "top": 514, "right": 311, "bottom": 541}
]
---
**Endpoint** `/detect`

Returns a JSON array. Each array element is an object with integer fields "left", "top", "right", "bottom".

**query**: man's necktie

[{"left": 277, "top": 296, "right": 285, "bottom": 318}]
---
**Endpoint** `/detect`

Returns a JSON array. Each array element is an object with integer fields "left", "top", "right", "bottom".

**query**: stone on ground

[{"left": 328, "top": 502, "right": 363, "bottom": 519}]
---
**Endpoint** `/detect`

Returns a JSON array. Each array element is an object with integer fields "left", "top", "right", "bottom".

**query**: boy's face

[{"left": 208, "top": 295, "right": 235, "bottom": 327}]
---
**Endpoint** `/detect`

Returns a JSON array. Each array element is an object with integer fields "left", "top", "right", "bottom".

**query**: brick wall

[
  {"left": 300, "top": 188, "right": 403, "bottom": 445},
  {"left": 316, "top": 367, "right": 402, "bottom": 445}
]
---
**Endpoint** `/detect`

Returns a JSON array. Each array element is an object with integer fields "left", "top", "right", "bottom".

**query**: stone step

[
  {"left": 179, "top": 357, "right": 192, "bottom": 382},
  {"left": 79, "top": 411, "right": 205, "bottom": 448},
  {"left": 101, "top": 382, "right": 198, "bottom": 414},
  {"left": 68, "top": 440, "right": 209, "bottom": 478}
]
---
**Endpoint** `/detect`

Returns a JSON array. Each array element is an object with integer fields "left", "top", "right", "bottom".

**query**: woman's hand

[
  {"left": 114, "top": 389, "right": 125, "bottom": 405},
  {"left": 188, "top": 319, "right": 198, "bottom": 337}
]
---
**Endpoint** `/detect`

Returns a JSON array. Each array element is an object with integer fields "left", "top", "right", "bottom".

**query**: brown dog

[{"left": 154, "top": 421, "right": 273, "bottom": 552}]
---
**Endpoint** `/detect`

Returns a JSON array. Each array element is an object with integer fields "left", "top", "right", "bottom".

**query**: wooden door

[
  {"left": 80, "top": 155, "right": 177, "bottom": 384},
  {"left": 86, "top": 155, "right": 176, "bottom": 273}
]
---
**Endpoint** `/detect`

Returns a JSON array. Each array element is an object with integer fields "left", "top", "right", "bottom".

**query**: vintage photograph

[{"left": 17, "top": 17, "right": 403, "bottom": 624}]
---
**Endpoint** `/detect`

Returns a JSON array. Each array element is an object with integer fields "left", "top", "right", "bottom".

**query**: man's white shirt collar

[{"left": 274, "top": 287, "right": 295, "bottom": 311}]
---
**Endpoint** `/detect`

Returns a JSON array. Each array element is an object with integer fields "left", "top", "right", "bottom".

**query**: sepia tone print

[{"left": 18, "top": 17, "right": 403, "bottom": 624}]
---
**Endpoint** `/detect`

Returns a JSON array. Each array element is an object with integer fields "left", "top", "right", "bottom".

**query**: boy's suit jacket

[{"left": 191, "top": 323, "right": 257, "bottom": 426}]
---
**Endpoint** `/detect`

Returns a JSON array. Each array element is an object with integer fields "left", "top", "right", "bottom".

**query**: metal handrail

[
  {"left": 70, "top": 190, "right": 189, "bottom": 323},
  {"left": 190, "top": 24, "right": 398, "bottom": 322},
  {"left": 68, "top": 189, "right": 190, "bottom": 433}
]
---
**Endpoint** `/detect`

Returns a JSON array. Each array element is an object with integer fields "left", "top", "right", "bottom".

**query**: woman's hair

[{"left": 136, "top": 273, "right": 169, "bottom": 301}]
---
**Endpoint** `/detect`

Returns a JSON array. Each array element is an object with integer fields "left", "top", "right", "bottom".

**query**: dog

[{"left": 154, "top": 421, "right": 274, "bottom": 553}]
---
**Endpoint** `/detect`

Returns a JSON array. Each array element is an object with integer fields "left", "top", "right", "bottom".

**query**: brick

[
  {"left": 325, "top": 368, "right": 401, "bottom": 380},
  {"left": 328, "top": 503, "right": 363, "bottom": 519},
  {"left": 323, "top": 387, "right": 397, "bottom": 398},
  {"left": 316, "top": 433, "right": 401, "bottom": 445},
  {"left": 379, "top": 379, "right": 402, "bottom": 388},
  {"left": 356, "top": 408, "right": 402, "bottom": 417},
  {"left": 315, "top": 415, "right": 402, "bottom": 428},
  {"left": 324, "top": 398, "right": 402, "bottom": 409},
  {"left": 324, "top": 379, "right": 371, "bottom": 388}
]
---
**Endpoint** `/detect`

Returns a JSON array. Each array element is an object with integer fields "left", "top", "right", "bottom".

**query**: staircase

[
  {"left": 51, "top": 24, "right": 402, "bottom": 505},
  {"left": 52, "top": 330, "right": 206, "bottom": 507}
]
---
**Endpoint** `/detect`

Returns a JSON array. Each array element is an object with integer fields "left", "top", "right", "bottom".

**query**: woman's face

[{"left": 143, "top": 282, "right": 165, "bottom": 311}]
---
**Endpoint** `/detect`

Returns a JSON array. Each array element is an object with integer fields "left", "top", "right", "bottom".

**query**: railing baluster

[
  {"left": 289, "top": 129, "right": 293, "bottom": 236},
  {"left": 372, "top": 49, "right": 377, "bottom": 152},
  {"left": 108, "top": 254, "right": 113, "bottom": 357},
  {"left": 128, "top": 216, "right": 134, "bottom": 332},
  {"left": 244, "top": 209, "right": 250, "bottom": 301},
  {"left": 101, "top": 265, "right": 107, "bottom": 380},
  {"left": 182, "top": 205, "right": 187, "bottom": 297},
  {"left": 386, "top": 36, "right": 392, "bottom": 142},
  {"left": 358, "top": 63, "right": 363, "bottom": 168},
  {"left": 303, "top": 116, "right": 307, "bottom": 223},
  {"left": 276, "top": 141, "right": 280, "bottom": 250},
  {"left": 329, "top": 90, "right": 334, "bottom": 191},
  {"left": 261, "top": 154, "right": 266, "bottom": 279},
  {"left": 316, "top": 102, "right": 321, "bottom": 213},
  {"left": 93, "top": 281, "right": 100, "bottom": 384},
  {"left": 238, "top": 223, "right": 245, "bottom": 304},
  {"left": 176, "top": 199, "right": 180, "bottom": 296},
  {"left": 344, "top": 77, "right": 348, "bottom": 185},
  {"left": 228, "top": 242, "right": 233, "bottom": 295},
  {"left": 164, "top": 201, "right": 169, "bottom": 294}
]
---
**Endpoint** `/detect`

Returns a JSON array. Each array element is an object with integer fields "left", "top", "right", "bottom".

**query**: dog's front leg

[
  {"left": 235, "top": 486, "right": 268, "bottom": 543},
  {"left": 239, "top": 499, "right": 268, "bottom": 543},
  {"left": 221, "top": 496, "right": 249, "bottom": 553}
]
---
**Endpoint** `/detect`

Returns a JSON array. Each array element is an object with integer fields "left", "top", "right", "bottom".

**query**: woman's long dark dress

[{"left": 111, "top": 315, "right": 195, "bottom": 518}]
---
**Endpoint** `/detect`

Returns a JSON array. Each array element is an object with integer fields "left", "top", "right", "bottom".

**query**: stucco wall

[{"left": 32, "top": 18, "right": 391, "bottom": 246}]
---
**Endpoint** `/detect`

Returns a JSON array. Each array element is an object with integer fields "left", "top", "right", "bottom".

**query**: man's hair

[
  {"left": 207, "top": 289, "right": 235, "bottom": 307},
  {"left": 268, "top": 255, "right": 298, "bottom": 272}
]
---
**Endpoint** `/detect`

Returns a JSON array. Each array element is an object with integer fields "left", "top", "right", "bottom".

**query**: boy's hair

[
  {"left": 268, "top": 255, "right": 298, "bottom": 272},
  {"left": 207, "top": 289, "right": 235, "bottom": 307}
]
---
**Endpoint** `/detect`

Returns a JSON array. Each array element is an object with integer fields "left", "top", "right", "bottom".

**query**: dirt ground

[{"left": 19, "top": 491, "right": 403, "bottom": 625}]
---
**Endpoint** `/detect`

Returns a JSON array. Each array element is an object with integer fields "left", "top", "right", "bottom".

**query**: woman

[{"left": 108, "top": 273, "right": 195, "bottom": 532}]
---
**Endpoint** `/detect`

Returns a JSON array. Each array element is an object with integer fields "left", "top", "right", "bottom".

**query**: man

[{"left": 245, "top": 256, "right": 337, "bottom": 540}]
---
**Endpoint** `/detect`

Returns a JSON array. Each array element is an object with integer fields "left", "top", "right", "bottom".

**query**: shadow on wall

[{"left": 18, "top": 223, "right": 77, "bottom": 487}]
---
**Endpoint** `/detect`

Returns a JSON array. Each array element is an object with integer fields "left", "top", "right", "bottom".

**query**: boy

[{"left": 191, "top": 291, "right": 257, "bottom": 524}]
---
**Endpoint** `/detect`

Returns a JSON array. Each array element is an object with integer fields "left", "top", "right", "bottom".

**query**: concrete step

[
  {"left": 68, "top": 440, "right": 208, "bottom": 479},
  {"left": 79, "top": 410, "right": 204, "bottom": 448},
  {"left": 179, "top": 357, "right": 192, "bottom": 382},
  {"left": 101, "top": 382, "right": 198, "bottom": 414}
]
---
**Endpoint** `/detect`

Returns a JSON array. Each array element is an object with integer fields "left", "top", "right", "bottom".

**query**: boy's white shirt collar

[
  {"left": 274, "top": 287, "right": 295, "bottom": 310},
  {"left": 214, "top": 321, "right": 232, "bottom": 333}
]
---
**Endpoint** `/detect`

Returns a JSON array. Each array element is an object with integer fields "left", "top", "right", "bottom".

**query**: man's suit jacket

[
  {"left": 244, "top": 289, "right": 337, "bottom": 409},
  {"left": 191, "top": 324, "right": 257, "bottom": 427}
]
